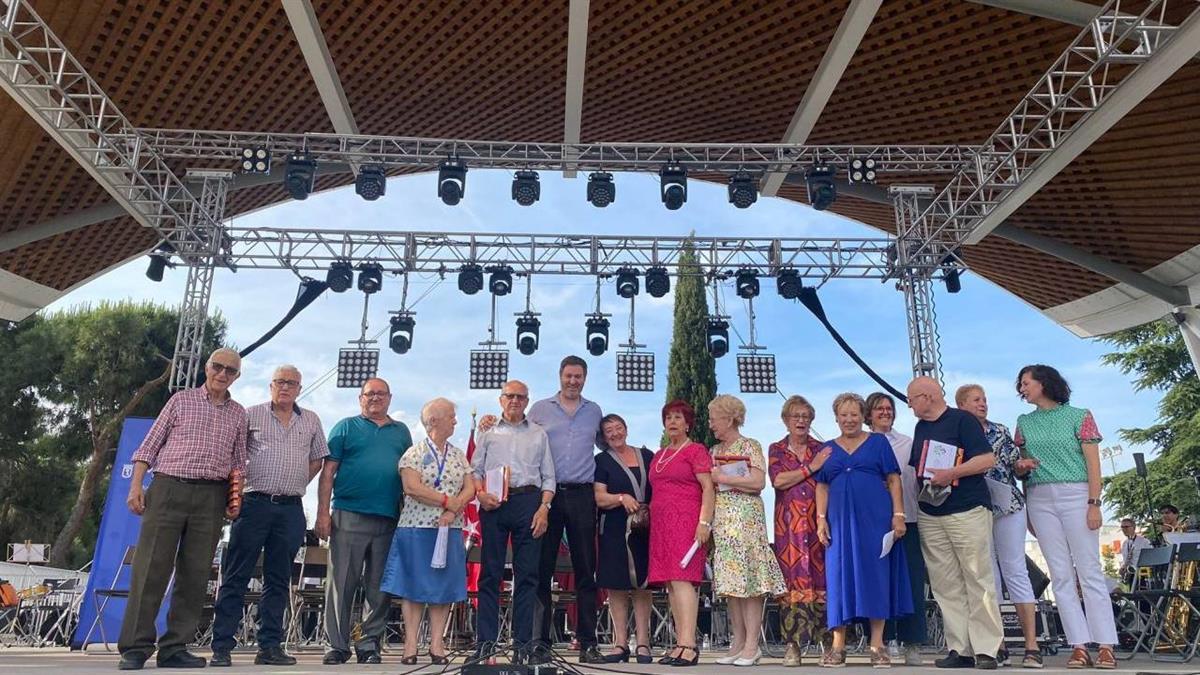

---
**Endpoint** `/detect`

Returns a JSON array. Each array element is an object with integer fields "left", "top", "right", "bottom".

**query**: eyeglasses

[
  {"left": 361, "top": 391, "right": 390, "bottom": 399},
  {"left": 785, "top": 413, "right": 813, "bottom": 421},
  {"left": 208, "top": 362, "right": 240, "bottom": 376},
  {"left": 501, "top": 393, "right": 529, "bottom": 401},
  {"left": 272, "top": 379, "right": 300, "bottom": 388}
]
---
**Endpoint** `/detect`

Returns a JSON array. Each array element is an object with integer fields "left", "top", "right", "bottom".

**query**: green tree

[
  {"left": 1100, "top": 318, "right": 1200, "bottom": 523},
  {"left": 664, "top": 238, "right": 718, "bottom": 448},
  {"left": 0, "top": 302, "right": 227, "bottom": 567}
]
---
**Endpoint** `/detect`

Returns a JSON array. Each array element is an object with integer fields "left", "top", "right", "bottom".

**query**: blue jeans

[{"left": 211, "top": 494, "right": 306, "bottom": 652}]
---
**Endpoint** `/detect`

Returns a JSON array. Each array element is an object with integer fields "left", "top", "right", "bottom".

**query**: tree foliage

[
  {"left": 664, "top": 238, "right": 718, "bottom": 449},
  {"left": 0, "top": 302, "right": 226, "bottom": 568},
  {"left": 1100, "top": 318, "right": 1200, "bottom": 523}
]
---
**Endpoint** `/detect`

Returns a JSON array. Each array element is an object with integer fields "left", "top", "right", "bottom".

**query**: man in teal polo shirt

[{"left": 315, "top": 377, "right": 412, "bottom": 665}]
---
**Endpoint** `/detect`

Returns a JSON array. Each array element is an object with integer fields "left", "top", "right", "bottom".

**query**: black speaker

[{"left": 1133, "top": 452, "right": 1147, "bottom": 477}]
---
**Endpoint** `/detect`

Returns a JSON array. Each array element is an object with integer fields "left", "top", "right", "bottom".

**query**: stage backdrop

[{"left": 72, "top": 417, "right": 168, "bottom": 649}]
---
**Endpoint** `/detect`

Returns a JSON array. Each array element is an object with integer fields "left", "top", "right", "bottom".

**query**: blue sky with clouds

[{"left": 48, "top": 170, "right": 1162, "bottom": 520}]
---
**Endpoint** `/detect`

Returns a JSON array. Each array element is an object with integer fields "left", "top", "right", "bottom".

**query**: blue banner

[{"left": 72, "top": 417, "right": 169, "bottom": 649}]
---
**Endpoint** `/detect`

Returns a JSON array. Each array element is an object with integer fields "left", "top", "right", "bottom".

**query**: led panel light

[
  {"left": 616, "top": 352, "right": 655, "bottom": 392},
  {"left": 337, "top": 348, "right": 380, "bottom": 389},
  {"left": 736, "top": 354, "right": 777, "bottom": 394},
  {"left": 469, "top": 350, "right": 509, "bottom": 390}
]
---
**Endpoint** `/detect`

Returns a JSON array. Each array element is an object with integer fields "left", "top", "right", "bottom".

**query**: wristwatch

[
  {"left": 1087, "top": 498, "right": 1102, "bottom": 506},
  {"left": 540, "top": 501, "right": 552, "bottom": 511}
]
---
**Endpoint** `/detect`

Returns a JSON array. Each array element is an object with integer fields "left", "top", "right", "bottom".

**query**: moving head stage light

[
  {"left": 587, "top": 171, "right": 615, "bottom": 207},
  {"left": 805, "top": 164, "right": 837, "bottom": 211},
  {"left": 660, "top": 164, "right": 687, "bottom": 210},
  {"left": 438, "top": 160, "right": 467, "bottom": 205},
  {"left": 515, "top": 314, "right": 541, "bottom": 356},
  {"left": 645, "top": 266, "right": 671, "bottom": 298},
  {"left": 389, "top": 314, "right": 416, "bottom": 354},
  {"left": 585, "top": 316, "right": 610, "bottom": 357}
]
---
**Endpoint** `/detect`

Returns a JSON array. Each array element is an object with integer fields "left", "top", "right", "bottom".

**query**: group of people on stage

[{"left": 113, "top": 348, "right": 1120, "bottom": 671}]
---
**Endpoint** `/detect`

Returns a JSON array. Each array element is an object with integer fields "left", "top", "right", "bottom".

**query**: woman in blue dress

[{"left": 815, "top": 393, "right": 912, "bottom": 668}]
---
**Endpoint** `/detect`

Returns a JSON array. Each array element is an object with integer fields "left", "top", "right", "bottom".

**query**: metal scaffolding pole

[{"left": 892, "top": 186, "right": 943, "bottom": 383}]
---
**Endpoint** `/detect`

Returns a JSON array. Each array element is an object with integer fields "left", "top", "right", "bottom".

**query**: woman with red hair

[{"left": 647, "top": 400, "right": 715, "bottom": 667}]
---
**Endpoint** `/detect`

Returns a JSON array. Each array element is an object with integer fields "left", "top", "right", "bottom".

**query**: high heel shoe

[
  {"left": 400, "top": 654, "right": 418, "bottom": 665},
  {"left": 430, "top": 651, "right": 450, "bottom": 665},
  {"left": 660, "top": 646, "right": 683, "bottom": 665},
  {"left": 669, "top": 645, "right": 699, "bottom": 667},
  {"left": 603, "top": 646, "right": 631, "bottom": 663},
  {"left": 636, "top": 645, "right": 653, "bottom": 665},
  {"left": 717, "top": 649, "right": 744, "bottom": 665},
  {"left": 734, "top": 649, "right": 763, "bottom": 667}
]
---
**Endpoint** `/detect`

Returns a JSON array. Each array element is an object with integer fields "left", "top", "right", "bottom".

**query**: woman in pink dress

[{"left": 648, "top": 400, "right": 715, "bottom": 667}]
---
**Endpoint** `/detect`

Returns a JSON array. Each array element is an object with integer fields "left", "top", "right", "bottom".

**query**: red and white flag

[{"left": 463, "top": 414, "right": 481, "bottom": 594}]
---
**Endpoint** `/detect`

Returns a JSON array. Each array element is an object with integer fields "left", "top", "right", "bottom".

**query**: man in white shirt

[{"left": 1119, "top": 518, "right": 1151, "bottom": 578}]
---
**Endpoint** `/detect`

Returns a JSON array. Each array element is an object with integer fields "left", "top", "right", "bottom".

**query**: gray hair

[
  {"left": 272, "top": 364, "right": 301, "bottom": 380},
  {"left": 206, "top": 348, "right": 241, "bottom": 367},
  {"left": 420, "top": 397, "right": 456, "bottom": 431}
]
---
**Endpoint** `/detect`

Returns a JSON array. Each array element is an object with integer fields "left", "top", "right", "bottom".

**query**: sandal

[
  {"left": 1067, "top": 647, "right": 1093, "bottom": 669},
  {"left": 822, "top": 649, "right": 847, "bottom": 668},
  {"left": 659, "top": 646, "right": 684, "bottom": 665},
  {"left": 669, "top": 645, "right": 699, "bottom": 667},
  {"left": 1096, "top": 646, "right": 1116, "bottom": 670},
  {"left": 636, "top": 645, "right": 653, "bottom": 665},
  {"left": 871, "top": 647, "right": 892, "bottom": 669},
  {"left": 430, "top": 651, "right": 450, "bottom": 665},
  {"left": 400, "top": 654, "right": 418, "bottom": 665}
]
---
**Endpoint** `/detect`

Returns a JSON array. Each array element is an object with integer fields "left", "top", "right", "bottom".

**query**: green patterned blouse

[{"left": 1014, "top": 404, "right": 1102, "bottom": 486}]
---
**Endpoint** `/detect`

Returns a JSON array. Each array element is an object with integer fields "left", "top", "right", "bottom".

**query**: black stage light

[
  {"left": 728, "top": 172, "right": 758, "bottom": 209},
  {"left": 943, "top": 268, "right": 962, "bottom": 294},
  {"left": 145, "top": 253, "right": 169, "bottom": 282},
  {"left": 707, "top": 319, "right": 730, "bottom": 359},
  {"left": 469, "top": 350, "right": 509, "bottom": 390},
  {"left": 586, "top": 316, "right": 610, "bottom": 357},
  {"left": 848, "top": 157, "right": 878, "bottom": 184},
  {"left": 337, "top": 348, "right": 380, "bottom": 388},
  {"left": 355, "top": 164, "right": 387, "bottom": 201},
  {"left": 587, "top": 171, "right": 615, "bottom": 207},
  {"left": 660, "top": 164, "right": 687, "bottom": 210},
  {"left": 776, "top": 268, "right": 803, "bottom": 300},
  {"left": 737, "top": 354, "right": 778, "bottom": 394},
  {"left": 805, "top": 164, "right": 837, "bottom": 211},
  {"left": 357, "top": 263, "right": 383, "bottom": 295},
  {"left": 645, "top": 266, "right": 671, "bottom": 298},
  {"left": 735, "top": 269, "right": 760, "bottom": 299},
  {"left": 516, "top": 313, "right": 541, "bottom": 356},
  {"left": 511, "top": 170, "right": 541, "bottom": 206},
  {"left": 389, "top": 314, "right": 416, "bottom": 354},
  {"left": 616, "top": 352, "right": 655, "bottom": 392},
  {"left": 326, "top": 261, "right": 354, "bottom": 293},
  {"left": 239, "top": 146, "right": 271, "bottom": 174},
  {"left": 458, "top": 263, "right": 484, "bottom": 295},
  {"left": 438, "top": 160, "right": 467, "bottom": 205},
  {"left": 615, "top": 268, "right": 639, "bottom": 299},
  {"left": 284, "top": 152, "right": 316, "bottom": 200},
  {"left": 487, "top": 265, "right": 514, "bottom": 296}
]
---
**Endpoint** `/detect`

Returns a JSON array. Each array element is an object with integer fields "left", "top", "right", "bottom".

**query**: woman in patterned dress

[
  {"left": 647, "top": 400, "right": 715, "bottom": 667},
  {"left": 1014, "top": 365, "right": 1117, "bottom": 669},
  {"left": 768, "top": 395, "right": 832, "bottom": 667},
  {"left": 380, "top": 398, "right": 475, "bottom": 665},
  {"left": 957, "top": 384, "right": 1041, "bottom": 668},
  {"left": 708, "top": 394, "right": 787, "bottom": 667}
]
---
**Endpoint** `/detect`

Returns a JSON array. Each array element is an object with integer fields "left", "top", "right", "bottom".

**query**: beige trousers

[{"left": 918, "top": 506, "right": 1003, "bottom": 658}]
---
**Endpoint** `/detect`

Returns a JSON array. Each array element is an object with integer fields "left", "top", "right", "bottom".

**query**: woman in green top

[{"left": 1014, "top": 364, "right": 1116, "bottom": 670}]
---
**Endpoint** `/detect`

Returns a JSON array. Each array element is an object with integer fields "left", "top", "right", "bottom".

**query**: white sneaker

[{"left": 905, "top": 645, "right": 923, "bottom": 666}]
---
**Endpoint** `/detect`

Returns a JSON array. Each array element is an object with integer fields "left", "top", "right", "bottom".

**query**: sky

[{"left": 47, "top": 169, "right": 1164, "bottom": 523}]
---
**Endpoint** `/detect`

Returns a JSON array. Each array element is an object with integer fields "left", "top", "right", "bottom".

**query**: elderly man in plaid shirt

[
  {"left": 118, "top": 348, "right": 248, "bottom": 671},
  {"left": 209, "top": 365, "right": 329, "bottom": 668}
]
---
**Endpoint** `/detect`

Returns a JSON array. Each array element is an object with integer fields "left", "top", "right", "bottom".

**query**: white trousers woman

[
  {"left": 1025, "top": 483, "right": 1117, "bottom": 645},
  {"left": 991, "top": 507, "right": 1035, "bottom": 603}
]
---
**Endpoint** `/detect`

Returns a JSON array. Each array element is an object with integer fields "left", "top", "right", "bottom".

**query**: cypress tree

[{"left": 664, "top": 237, "right": 718, "bottom": 448}]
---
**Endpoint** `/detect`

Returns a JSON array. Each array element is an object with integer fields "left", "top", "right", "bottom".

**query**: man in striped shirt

[
  {"left": 118, "top": 348, "right": 248, "bottom": 671},
  {"left": 210, "top": 365, "right": 329, "bottom": 668}
]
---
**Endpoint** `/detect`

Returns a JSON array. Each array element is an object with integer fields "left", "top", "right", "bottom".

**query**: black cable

[
  {"left": 796, "top": 287, "right": 908, "bottom": 402},
  {"left": 238, "top": 277, "right": 329, "bottom": 358}
]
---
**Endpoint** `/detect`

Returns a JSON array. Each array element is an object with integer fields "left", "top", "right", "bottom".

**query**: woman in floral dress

[
  {"left": 768, "top": 395, "right": 831, "bottom": 666},
  {"left": 708, "top": 394, "right": 786, "bottom": 667}
]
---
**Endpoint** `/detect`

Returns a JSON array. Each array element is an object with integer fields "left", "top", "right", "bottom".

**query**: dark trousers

[
  {"left": 536, "top": 485, "right": 597, "bottom": 646},
  {"left": 211, "top": 494, "right": 306, "bottom": 652},
  {"left": 118, "top": 476, "right": 227, "bottom": 660},
  {"left": 886, "top": 521, "right": 928, "bottom": 644},
  {"left": 477, "top": 492, "right": 540, "bottom": 648}
]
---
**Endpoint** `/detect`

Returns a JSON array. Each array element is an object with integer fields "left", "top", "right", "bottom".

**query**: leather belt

[{"left": 245, "top": 492, "right": 302, "bottom": 505}]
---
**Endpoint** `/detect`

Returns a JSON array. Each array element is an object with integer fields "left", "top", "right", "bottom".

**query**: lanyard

[{"left": 425, "top": 438, "right": 450, "bottom": 490}]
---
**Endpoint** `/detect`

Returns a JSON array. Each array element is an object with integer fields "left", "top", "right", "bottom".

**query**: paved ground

[{"left": 0, "top": 648, "right": 1193, "bottom": 674}]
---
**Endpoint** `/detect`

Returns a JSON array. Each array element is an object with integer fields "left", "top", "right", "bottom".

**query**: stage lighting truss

[
  {"left": 728, "top": 171, "right": 758, "bottom": 209},
  {"left": 660, "top": 163, "right": 687, "bottom": 210},
  {"left": 284, "top": 151, "right": 316, "bottom": 200},
  {"left": 438, "top": 160, "right": 467, "bottom": 205},
  {"left": 355, "top": 164, "right": 387, "bottom": 201},
  {"left": 239, "top": 146, "right": 271, "bottom": 174},
  {"left": 848, "top": 156, "right": 878, "bottom": 184},
  {"left": 337, "top": 348, "right": 380, "bottom": 388},
  {"left": 469, "top": 349, "right": 509, "bottom": 390},
  {"left": 805, "top": 163, "right": 837, "bottom": 211},
  {"left": 511, "top": 170, "right": 541, "bottom": 206},
  {"left": 587, "top": 171, "right": 615, "bottom": 207},
  {"left": 616, "top": 352, "right": 655, "bottom": 392},
  {"left": 736, "top": 353, "right": 777, "bottom": 394}
]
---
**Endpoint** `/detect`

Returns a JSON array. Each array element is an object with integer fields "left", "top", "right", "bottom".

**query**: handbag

[{"left": 609, "top": 446, "right": 650, "bottom": 532}]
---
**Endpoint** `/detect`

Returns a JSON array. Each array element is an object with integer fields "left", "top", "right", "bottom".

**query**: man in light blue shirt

[
  {"left": 527, "top": 355, "right": 605, "bottom": 663},
  {"left": 472, "top": 380, "right": 555, "bottom": 663}
]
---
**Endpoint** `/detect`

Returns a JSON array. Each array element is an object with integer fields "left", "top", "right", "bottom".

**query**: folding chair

[
  {"left": 82, "top": 546, "right": 137, "bottom": 651},
  {"left": 1152, "top": 542, "right": 1200, "bottom": 663},
  {"left": 286, "top": 545, "right": 329, "bottom": 648},
  {"left": 1113, "top": 544, "right": 1173, "bottom": 660}
]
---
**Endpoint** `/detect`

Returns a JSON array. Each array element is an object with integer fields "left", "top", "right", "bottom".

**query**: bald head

[{"left": 906, "top": 376, "right": 948, "bottom": 421}]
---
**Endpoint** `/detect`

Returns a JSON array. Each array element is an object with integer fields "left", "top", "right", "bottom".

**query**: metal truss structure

[
  {"left": 904, "top": 0, "right": 1200, "bottom": 259},
  {"left": 0, "top": 0, "right": 215, "bottom": 257},
  {"left": 892, "top": 186, "right": 943, "bottom": 382},
  {"left": 133, "top": 128, "right": 979, "bottom": 175},
  {"left": 219, "top": 227, "right": 931, "bottom": 283}
]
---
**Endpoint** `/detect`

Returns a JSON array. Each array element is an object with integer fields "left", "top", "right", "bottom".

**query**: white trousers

[
  {"left": 1025, "top": 482, "right": 1118, "bottom": 646},
  {"left": 991, "top": 507, "right": 1035, "bottom": 603}
]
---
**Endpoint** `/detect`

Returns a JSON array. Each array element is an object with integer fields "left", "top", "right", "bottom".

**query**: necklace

[{"left": 654, "top": 441, "right": 690, "bottom": 473}]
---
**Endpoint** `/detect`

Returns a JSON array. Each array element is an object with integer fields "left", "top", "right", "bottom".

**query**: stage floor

[{"left": 0, "top": 648, "right": 1194, "bottom": 673}]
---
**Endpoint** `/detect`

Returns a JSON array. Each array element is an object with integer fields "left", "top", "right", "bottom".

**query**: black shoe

[
  {"left": 581, "top": 645, "right": 607, "bottom": 664},
  {"left": 322, "top": 649, "right": 351, "bottom": 665},
  {"left": 936, "top": 651, "right": 977, "bottom": 669},
  {"left": 660, "top": 646, "right": 683, "bottom": 665},
  {"left": 117, "top": 653, "right": 148, "bottom": 671},
  {"left": 669, "top": 645, "right": 699, "bottom": 667},
  {"left": 356, "top": 650, "right": 381, "bottom": 664},
  {"left": 636, "top": 645, "right": 654, "bottom": 665},
  {"left": 157, "top": 650, "right": 208, "bottom": 668},
  {"left": 209, "top": 650, "right": 231, "bottom": 667},
  {"left": 603, "top": 646, "right": 631, "bottom": 663},
  {"left": 525, "top": 645, "right": 552, "bottom": 666},
  {"left": 977, "top": 655, "right": 999, "bottom": 670},
  {"left": 255, "top": 646, "right": 297, "bottom": 666}
]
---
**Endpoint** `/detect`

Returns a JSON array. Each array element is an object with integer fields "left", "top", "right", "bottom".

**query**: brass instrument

[{"left": 1157, "top": 557, "right": 1197, "bottom": 652}]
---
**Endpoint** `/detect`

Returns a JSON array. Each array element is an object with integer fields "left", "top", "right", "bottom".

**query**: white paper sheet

[
  {"left": 880, "top": 531, "right": 895, "bottom": 559},
  {"left": 921, "top": 439, "right": 958, "bottom": 479},
  {"left": 679, "top": 540, "right": 702, "bottom": 568},
  {"left": 716, "top": 460, "right": 749, "bottom": 493},
  {"left": 431, "top": 526, "right": 449, "bottom": 569},
  {"left": 484, "top": 466, "right": 507, "bottom": 500}
]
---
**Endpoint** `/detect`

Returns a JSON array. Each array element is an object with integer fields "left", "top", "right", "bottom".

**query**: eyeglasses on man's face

[
  {"left": 208, "top": 361, "right": 240, "bottom": 376},
  {"left": 501, "top": 392, "right": 528, "bottom": 401},
  {"left": 361, "top": 390, "right": 390, "bottom": 399},
  {"left": 272, "top": 379, "right": 300, "bottom": 389}
]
